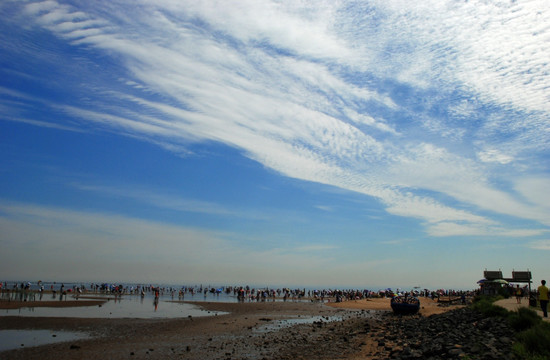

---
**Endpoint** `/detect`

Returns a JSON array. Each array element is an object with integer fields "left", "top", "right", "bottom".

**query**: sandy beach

[
  {"left": 0, "top": 295, "right": 471, "bottom": 360},
  {"left": 4, "top": 294, "right": 548, "bottom": 359},
  {"left": 0, "top": 298, "right": 366, "bottom": 359},
  {"left": 325, "top": 296, "right": 462, "bottom": 316}
]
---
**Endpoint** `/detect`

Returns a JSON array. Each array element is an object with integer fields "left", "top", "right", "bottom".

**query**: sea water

[
  {"left": 0, "top": 329, "right": 90, "bottom": 352},
  {"left": 0, "top": 295, "right": 227, "bottom": 319}
]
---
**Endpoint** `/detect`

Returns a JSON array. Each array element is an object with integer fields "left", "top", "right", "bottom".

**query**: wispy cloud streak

[
  {"left": 2, "top": 0, "right": 549, "bottom": 238},
  {"left": 0, "top": 201, "right": 383, "bottom": 285}
]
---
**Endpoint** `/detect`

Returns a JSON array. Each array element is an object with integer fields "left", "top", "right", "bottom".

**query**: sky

[{"left": 0, "top": 0, "right": 549, "bottom": 290}]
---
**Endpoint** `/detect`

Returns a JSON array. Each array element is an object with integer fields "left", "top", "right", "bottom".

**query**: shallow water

[
  {"left": 254, "top": 310, "right": 377, "bottom": 333},
  {"left": 0, "top": 295, "right": 227, "bottom": 319},
  {"left": 254, "top": 315, "right": 345, "bottom": 333},
  {"left": 0, "top": 329, "right": 90, "bottom": 352}
]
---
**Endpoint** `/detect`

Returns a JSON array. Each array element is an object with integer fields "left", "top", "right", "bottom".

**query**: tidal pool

[
  {"left": 1, "top": 296, "right": 226, "bottom": 319},
  {"left": 0, "top": 329, "right": 90, "bottom": 352}
]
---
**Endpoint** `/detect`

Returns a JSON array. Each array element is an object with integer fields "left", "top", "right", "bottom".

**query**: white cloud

[
  {"left": 477, "top": 149, "right": 514, "bottom": 165},
  {"left": 427, "top": 222, "right": 546, "bottom": 238},
  {"left": 1, "top": 115, "right": 83, "bottom": 132},
  {"left": 515, "top": 178, "right": 550, "bottom": 211},
  {"left": 153, "top": 0, "right": 351, "bottom": 60},
  {"left": 360, "top": 0, "right": 550, "bottom": 113},
  {"left": 528, "top": 240, "right": 550, "bottom": 251},
  {"left": 315, "top": 205, "right": 333, "bottom": 212},
  {"left": 292, "top": 244, "right": 338, "bottom": 252},
  {"left": 0, "top": 201, "right": 392, "bottom": 286},
  {"left": 384, "top": 193, "right": 492, "bottom": 226},
  {"left": 70, "top": 183, "right": 270, "bottom": 220},
  {"left": 0, "top": 202, "right": 228, "bottom": 263},
  {"left": 23, "top": 0, "right": 59, "bottom": 16},
  {"left": 380, "top": 239, "right": 412, "bottom": 245},
  {"left": 4, "top": 0, "right": 549, "bottom": 239}
]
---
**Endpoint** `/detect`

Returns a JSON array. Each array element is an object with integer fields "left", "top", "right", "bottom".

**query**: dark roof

[
  {"left": 512, "top": 271, "right": 532, "bottom": 281},
  {"left": 484, "top": 270, "right": 503, "bottom": 280},
  {"left": 482, "top": 270, "right": 532, "bottom": 284}
]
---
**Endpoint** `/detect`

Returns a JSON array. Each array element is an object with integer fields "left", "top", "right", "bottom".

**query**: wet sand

[
  {"left": 0, "top": 299, "right": 106, "bottom": 309},
  {"left": 0, "top": 296, "right": 472, "bottom": 360},
  {"left": 0, "top": 299, "right": 374, "bottom": 359},
  {"left": 6, "top": 295, "right": 546, "bottom": 359}
]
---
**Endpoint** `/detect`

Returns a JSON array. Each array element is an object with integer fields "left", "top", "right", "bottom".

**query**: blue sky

[{"left": 1, "top": 0, "right": 549, "bottom": 289}]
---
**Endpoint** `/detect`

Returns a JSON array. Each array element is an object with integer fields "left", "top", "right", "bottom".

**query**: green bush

[
  {"left": 508, "top": 307, "right": 541, "bottom": 331},
  {"left": 515, "top": 322, "right": 550, "bottom": 358},
  {"left": 512, "top": 342, "right": 548, "bottom": 360},
  {"left": 471, "top": 297, "right": 509, "bottom": 318},
  {"left": 469, "top": 295, "right": 550, "bottom": 359}
]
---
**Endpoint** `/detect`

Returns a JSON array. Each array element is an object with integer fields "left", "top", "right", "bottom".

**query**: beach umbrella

[
  {"left": 477, "top": 279, "right": 487, "bottom": 284},
  {"left": 491, "top": 279, "right": 509, "bottom": 285}
]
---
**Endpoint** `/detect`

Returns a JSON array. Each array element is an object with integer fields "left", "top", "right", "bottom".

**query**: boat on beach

[{"left": 390, "top": 295, "right": 420, "bottom": 315}]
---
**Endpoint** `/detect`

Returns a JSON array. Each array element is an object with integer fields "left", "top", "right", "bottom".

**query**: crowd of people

[
  {"left": 0, "top": 281, "right": 477, "bottom": 305},
  {"left": 2, "top": 279, "right": 549, "bottom": 321}
]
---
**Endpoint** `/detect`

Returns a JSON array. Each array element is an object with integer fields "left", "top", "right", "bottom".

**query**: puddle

[
  {"left": 0, "top": 329, "right": 90, "bottom": 352},
  {"left": 1, "top": 296, "right": 227, "bottom": 319},
  {"left": 254, "top": 310, "right": 379, "bottom": 333},
  {"left": 254, "top": 315, "right": 344, "bottom": 333}
]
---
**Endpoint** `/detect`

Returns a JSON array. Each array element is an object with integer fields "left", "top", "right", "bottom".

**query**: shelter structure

[
  {"left": 479, "top": 269, "right": 532, "bottom": 295},
  {"left": 508, "top": 271, "right": 532, "bottom": 294},
  {"left": 483, "top": 270, "right": 503, "bottom": 281}
]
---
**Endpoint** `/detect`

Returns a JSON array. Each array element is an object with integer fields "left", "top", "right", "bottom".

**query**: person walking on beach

[
  {"left": 537, "top": 280, "right": 549, "bottom": 318},
  {"left": 515, "top": 285, "right": 522, "bottom": 304}
]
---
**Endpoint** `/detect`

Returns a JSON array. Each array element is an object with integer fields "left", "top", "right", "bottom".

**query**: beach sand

[
  {"left": 0, "top": 298, "right": 372, "bottom": 359},
  {"left": 0, "top": 299, "right": 106, "bottom": 309},
  {"left": 3, "top": 295, "right": 535, "bottom": 360},
  {"left": 325, "top": 296, "right": 463, "bottom": 316}
]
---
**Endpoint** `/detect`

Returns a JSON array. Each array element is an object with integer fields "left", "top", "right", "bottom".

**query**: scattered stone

[{"left": 369, "top": 307, "right": 517, "bottom": 359}]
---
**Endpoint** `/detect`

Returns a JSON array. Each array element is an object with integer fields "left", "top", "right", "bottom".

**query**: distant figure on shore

[
  {"left": 515, "top": 285, "right": 522, "bottom": 304},
  {"left": 538, "top": 280, "right": 548, "bottom": 318}
]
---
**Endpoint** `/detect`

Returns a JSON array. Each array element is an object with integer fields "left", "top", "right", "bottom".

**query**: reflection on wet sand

[
  {"left": 0, "top": 294, "right": 226, "bottom": 319},
  {"left": 0, "top": 329, "right": 90, "bottom": 352}
]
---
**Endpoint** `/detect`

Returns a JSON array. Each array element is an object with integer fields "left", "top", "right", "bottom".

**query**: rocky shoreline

[{"left": 357, "top": 307, "right": 517, "bottom": 360}]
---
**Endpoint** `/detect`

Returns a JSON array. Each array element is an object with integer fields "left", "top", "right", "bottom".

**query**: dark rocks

[{"left": 369, "top": 307, "right": 518, "bottom": 359}]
